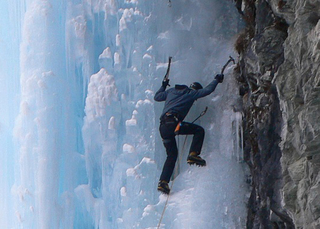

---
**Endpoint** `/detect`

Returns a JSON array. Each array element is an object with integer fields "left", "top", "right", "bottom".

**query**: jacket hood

[{"left": 175, "top": 84, "right": 189, "bottom": 90}]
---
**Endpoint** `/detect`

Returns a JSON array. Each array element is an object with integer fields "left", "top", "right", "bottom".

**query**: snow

[{"left": 0, "top": 0, "right": 246, "bottom": 228}]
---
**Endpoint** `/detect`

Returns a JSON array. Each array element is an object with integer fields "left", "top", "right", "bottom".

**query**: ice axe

[
  {"left": 163, "top": 56, "right": 172, "bottom": 87},
  {"left": 221, "top": 56, "right": 235, "bottom": 74}
]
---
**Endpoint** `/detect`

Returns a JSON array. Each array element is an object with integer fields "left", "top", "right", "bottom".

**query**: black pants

[{"left": 159, "top": 117, "right": 205, "bottom": 182}]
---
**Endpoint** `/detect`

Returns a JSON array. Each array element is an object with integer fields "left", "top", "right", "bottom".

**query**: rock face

[{"left": 235, "top": 0, "right": 320, "bottom": 228}]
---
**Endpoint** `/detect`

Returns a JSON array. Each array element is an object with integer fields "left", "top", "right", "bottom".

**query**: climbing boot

[
  {"left": 187, "top": 152, "right": 206, "bottom": 166},
  {"left": 157, "top": 180, "right": 170, "bottom": 195}
]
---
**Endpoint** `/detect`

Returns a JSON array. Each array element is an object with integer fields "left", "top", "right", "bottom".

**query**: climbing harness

[
  {"left": 174, "top": 122, "right": 181, "bottom": 134},
  {"left": 174, "top": 107, "right": 208, "bottom": 135},
  {"left": 157, "top": 107, "right": 208, "bottom": 228}
]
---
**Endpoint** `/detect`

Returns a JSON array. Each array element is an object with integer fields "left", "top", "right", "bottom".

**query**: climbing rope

[
  {"left": 191, "top": 107, "right": 208, "bottom": 124},
  {"left": 157, "top": 185, "right": 171, "bottom": 229},
  {"left": 157, "top": 136, "right": 184, "bottom": 229},
  {"left": 157, "top": 107, "right": 208, "bottom": 228}
]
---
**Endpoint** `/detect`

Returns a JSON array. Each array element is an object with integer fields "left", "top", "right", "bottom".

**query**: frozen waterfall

[{"left": 0, "top": 0, "right": 247, "bottom": 228}]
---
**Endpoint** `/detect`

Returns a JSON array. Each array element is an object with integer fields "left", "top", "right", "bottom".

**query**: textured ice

[
  {"left": 99, "top": 47, "right": 112, "bottom": 59},
  {"left": 123, "top": 143, "right": 135, "bottom": 153},
  {"left": 1, "top": 0, "right": 246, "bottom": 228}
]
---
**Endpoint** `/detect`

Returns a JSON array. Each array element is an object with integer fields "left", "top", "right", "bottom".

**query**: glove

[
  {"left": 215, "top": 74, "right": 224, "bottom": 83},
  {"left": 162, "top": 79, "right": 170, "bottom": 88}
]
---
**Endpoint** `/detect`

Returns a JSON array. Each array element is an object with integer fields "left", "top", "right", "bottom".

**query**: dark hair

[{"left": 190, "top": 82, "right": 203, "bottom": 90}]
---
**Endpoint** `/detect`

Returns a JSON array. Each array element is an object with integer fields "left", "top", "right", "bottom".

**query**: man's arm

[
  {"left": 154, "top": 80, "right": 169, "bottom": 101},
  {"left": 192, "top": 74, "right": 224, "bottom": 99}
]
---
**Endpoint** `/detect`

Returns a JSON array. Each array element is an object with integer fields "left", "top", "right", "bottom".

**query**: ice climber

[{"left": 154, "top": 73, "right": 224, "bottom": 194}]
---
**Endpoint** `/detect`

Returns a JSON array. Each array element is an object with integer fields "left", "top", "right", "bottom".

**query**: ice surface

[{"left": 0, "top": 0, "right": 247, "bottom": 228}]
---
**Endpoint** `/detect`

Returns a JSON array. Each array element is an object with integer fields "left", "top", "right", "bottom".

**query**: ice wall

[
  {"left": 0, "top": 1, "right": 21, "bottom": 228},
  {"left": 0, "top": 0, "right": 246, "bottom": 228}
]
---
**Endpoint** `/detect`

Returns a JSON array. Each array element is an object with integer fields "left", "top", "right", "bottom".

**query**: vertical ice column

[
  {"left": 78, "top": 1, "right": 162, "bottom": 227},
  {"left": 12, "top": 0, "right": 70, "bottom": 228},
  {"left": 0, "top": 0, "right": 22, "bottom": 228},
  {"left": 233, "top": 111, "right": 244, "bottom": 162},
  {"left": 82, "top": 68, "right": 119, "bottom": 197},
  {"left": 80, "top": 68, "right": 120, "bottom": 228}
]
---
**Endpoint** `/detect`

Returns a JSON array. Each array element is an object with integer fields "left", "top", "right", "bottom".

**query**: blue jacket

[{"left": 154, "top": 79, "right": 219, "bottom": 121}]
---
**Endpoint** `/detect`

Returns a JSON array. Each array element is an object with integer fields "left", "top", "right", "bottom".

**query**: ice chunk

[
  {"left": 116, "top": 218, "right": 124, "bottom": 223},
  {"left": 143, "top": 54, "right": 152, "bottom": 60},
  {"left": 108, "top": 116, "right": 116, "bottom": 130},
  {"left": 119, "top": 17, "right": 127, "bottom": 31},
  {"left": 140, "top": 157, "right": 154, "bottom": 164},
  {"left": 99, "top": 47, "right": 112, "bottom": 59},
  {"left": 120, "top": 187, "right": 127, "bottom": 196},
  {"left": 116, "top": 34, "right": 121, "bottom": 47},
  {"left": 126, "top": 110, "right": 138, "bottom": 126},
  {"left": 136, "top": 99, "right": 152, "bottom": 108},
  {"left": 85, "top": 68, "right": 118, "bottom": 121},
  {"left": 123, "top": 143, "right": 135, "bottom": 153},
  {"left": 142, "top": 205, "right": 154, "bottom": 217},
  {"left": 114, "top": 52, "right": 120, "bottom": 65},
  {"left": 126, "top": 117, "right": 137, "bottom": 126},
  {"left": 126, "top": 168, "right": 136, "bottom": 177},
  {"left": 70, "top": 15, "right": 86, "bottom": 39}
]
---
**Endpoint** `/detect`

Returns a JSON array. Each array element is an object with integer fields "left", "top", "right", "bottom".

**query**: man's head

[{"left": 189, "top": 82, "right": 203, "bottom": 90}]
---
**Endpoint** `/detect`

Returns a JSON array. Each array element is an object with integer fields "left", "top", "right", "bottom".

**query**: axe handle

[
  {"left": 164, "top": 56, "right": 172, "bottom": 81},
  {"left": 221, "top": 56, "right": 235, "bottom": 74}
]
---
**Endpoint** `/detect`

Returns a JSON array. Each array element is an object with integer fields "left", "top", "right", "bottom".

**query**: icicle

[{"left": 234, "top": 112, "right": 244, "bottom": 162}]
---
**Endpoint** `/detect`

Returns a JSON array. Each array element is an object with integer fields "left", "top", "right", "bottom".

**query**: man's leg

[
  {"left": 178, "top": 122, "right": 206, "bottom": 166},
  {"left": 159, "top": 121, "right": 179, "bottom": 181},
  {"left": 158, "top": 122, "right": 178, "bottom": 194},
  {"left": 159, "top": 137, "right": 178, "bottom": 182},
  {"left": 178, "top": 122, "right": 205, "bottom": 154}
]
